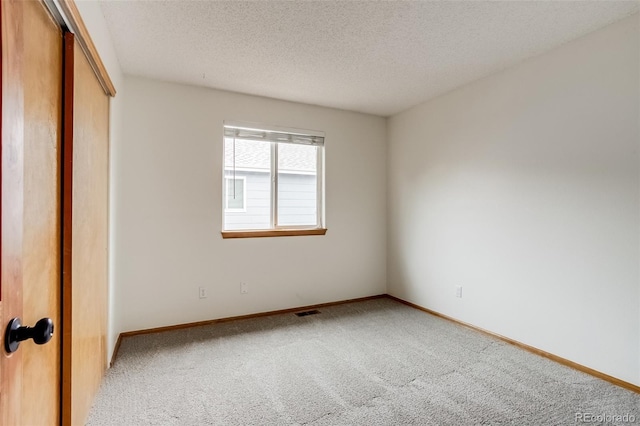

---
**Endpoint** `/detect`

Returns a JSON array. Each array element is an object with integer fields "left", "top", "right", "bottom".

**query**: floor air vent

[{"left": 295, "top": 310, "right": 321, "bottom": 317}]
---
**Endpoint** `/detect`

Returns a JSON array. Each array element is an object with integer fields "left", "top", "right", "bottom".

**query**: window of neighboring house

[
  {"left": 222, "top": 121, "right": 326, "bottom": 238},
  {"left": 225, "top": 176, "right": 246, "bottom": 212}
]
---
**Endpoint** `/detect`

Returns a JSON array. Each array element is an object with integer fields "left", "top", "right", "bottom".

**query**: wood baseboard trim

[
  {"left": 110, "top": 294, "right": 387, "bottom": 364},
  {"left": 385, "top": 294, "right": 640, "bottom": 394},
  {"left": 109, "top": 334, "right": 123, "bottom": 368}
]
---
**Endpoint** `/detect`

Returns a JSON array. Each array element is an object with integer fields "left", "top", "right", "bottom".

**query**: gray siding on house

[
  {"left": 279, "top": 173, "right": 317, "bottom": 226},
  {"left": 224, "top": 171, "right": 271, "bottom": 229},
  {"left": 224, "top": 171, "right": 317, "bottom": 230}
]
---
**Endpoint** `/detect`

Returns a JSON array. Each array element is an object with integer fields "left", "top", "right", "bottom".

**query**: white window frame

[
  {"left": 224, "top": 176, "right": 247, "bottom": 213},
  {"left": 222, "top": 121, "right": 325, "bottom": 233}
]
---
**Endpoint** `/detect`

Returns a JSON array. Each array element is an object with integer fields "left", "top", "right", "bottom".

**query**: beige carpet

[{"left": 87, "top": 298, "right": 639, "bottom": 425}]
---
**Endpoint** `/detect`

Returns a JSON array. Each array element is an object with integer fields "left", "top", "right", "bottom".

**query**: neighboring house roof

[{"left": 224, "top": 138, "right": 316, "bottom": 173}]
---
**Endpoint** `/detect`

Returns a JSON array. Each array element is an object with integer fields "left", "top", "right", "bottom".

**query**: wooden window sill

[{"left": 221, "top": 228, "right": 327, "bottom": 239}]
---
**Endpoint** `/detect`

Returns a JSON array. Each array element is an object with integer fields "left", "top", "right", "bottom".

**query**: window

[
  {"left": 225, "top": 177, "right": 246, "bottom": 212},
  {"left": 222, "top": 121, "right": 326, "bottom": 238}
]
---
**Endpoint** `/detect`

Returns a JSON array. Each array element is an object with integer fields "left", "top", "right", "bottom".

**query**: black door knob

[{"left": 4, "top": 317, "right": 54, "bottom": 353}]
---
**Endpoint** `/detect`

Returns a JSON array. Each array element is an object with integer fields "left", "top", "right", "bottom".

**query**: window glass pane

[
  {"left": 277, "top": 144, "right": 317, "bottom": 227},
  {"left": 224, "top": 138, "right": 271, "bottom": 230},
  {"left": 226, "top": 178, "right": 244, "bottom": 210}
]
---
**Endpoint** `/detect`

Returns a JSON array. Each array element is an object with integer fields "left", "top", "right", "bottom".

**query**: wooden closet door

[
  {"left": 1, "top": 0, "right": 63, "bottom": 424},
  {"left": 2, "top": 2, "right": 113, "bottom": 424},
  {"left": 61, "top": 34, "right": 110, "bottom": 426}
]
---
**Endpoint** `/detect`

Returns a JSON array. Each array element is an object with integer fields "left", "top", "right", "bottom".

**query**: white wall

[
  {"left": 116, "top": 76, "right": 387, "bottom": 332},
  {"left": 388, "top": 14, "right": 640, "bottom": 385},
  {"left": 75, "top": 0, "right": 125, "bottom": 362}
]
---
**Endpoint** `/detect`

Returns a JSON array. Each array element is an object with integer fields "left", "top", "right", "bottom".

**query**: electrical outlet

[
  {"left": 199, "top": 287, "right": 207, "bottom": 299},
  {"left": 240, "top": 282, "right": 248, "bottom": 294},
  {"left": 455, "top": 286, "right": 463, "bottom": 298}
]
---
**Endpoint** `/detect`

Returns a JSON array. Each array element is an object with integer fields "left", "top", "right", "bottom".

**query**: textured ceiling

[{"left": 100, "top": 1, "right": 639, "bottom": 117}]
